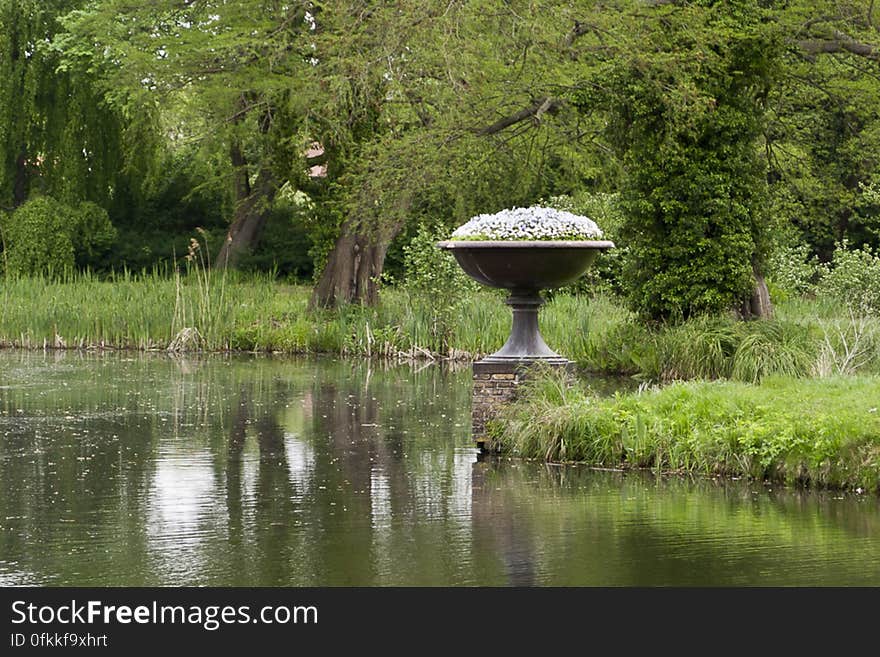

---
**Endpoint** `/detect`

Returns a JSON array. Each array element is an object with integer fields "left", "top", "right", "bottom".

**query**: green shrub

[
  {"left": 544, "top": 191, "right": 625, "bottom": 297},
  {"left": 0, "top": 196, "right": 117, "bottom": 277},
  {"left": 766, "top": 234, "right": 818, "bottom": 300},
  {"left": 402, "top": 221, "right": 479, "bottom": 352},
  {"left": 729, "top": 321, "right": 815, "bottom": 384},
  {"left": 818, "top": 242, "right": 880, "bottom": 312},
  {"left": 1, "top": 197, "right": 76, "bottom": 276},
  {"left": 70, "top": 201, "right": 117, "bottom": 267}
]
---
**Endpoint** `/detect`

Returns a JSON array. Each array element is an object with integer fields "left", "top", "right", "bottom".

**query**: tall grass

[
  {"left": 2, "top": 269, "right": 880, "bottom": 380},
  {"left": 0, "top": 268, "right": 276, "bottom": 351},
  {"left": 584, "top": 311, "right": 880, "bottom": 382},
  {"left": 493, "top": 372, "right": 880, "bottom": 491}
]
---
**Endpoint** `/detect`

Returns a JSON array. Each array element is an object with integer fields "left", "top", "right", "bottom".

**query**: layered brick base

[{"left": 471, "top": 360, "right": 572, "bottom": 451}]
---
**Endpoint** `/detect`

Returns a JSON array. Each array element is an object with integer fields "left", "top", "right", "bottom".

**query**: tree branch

[
  {"left": 797, "top": 31, "right": 879, "bottom": 61},
  {"left": 563, "top": 21, "right": 593, "bottom": 48},
  {"left": 475, "top": 97, "right": 562, "bottom": 136}
]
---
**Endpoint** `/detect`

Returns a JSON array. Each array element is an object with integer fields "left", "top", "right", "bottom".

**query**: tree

[
  {"left": 555, "top": 0, "right": 880, "bottom": 320},
  {"left": 307, "top": 0, "right": 602, "bottom": 308},
  {"left": 564, "top": 1, "right": 780, "bottom": 320},
  {"left": 0, "top": 0, "right": 131, "bottom": 212},
  {"left": 766, "top": 1, "right": 880, "bottom": 260},
  {"left": 54, "top": 0, "right": 313, "bottom": 268}
]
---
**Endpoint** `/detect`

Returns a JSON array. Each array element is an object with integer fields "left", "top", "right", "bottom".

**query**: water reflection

[
  {"left": 1, "top": 351, "right": 880, "bottom": 586},
  {"left": 471, "top": 461, "right": 880, "bottom": 586}
]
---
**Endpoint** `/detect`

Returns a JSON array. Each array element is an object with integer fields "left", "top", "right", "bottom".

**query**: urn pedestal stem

[{"left": 481, "top": 291, "right": 569, "bottom": 365}]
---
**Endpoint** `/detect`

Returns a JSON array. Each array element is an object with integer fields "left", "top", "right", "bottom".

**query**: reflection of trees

[
  {"left": 301, "top": 362, "right": 477, "bottom": 585},
  {"left": 469, "top": 463, "right": 880, "bottom": 586},
  {"left": 308, "top": 377, "right": 384, "bottom": 584},
  {"left": 224, "top": 385, "right": 248, "bottom": 580},
  {"left": 470, "top": 459, "right": 536, "bottom": 586},
  {"left": 0, "top": 352, "right": 480, "bottom": 585},
  {"left": 222, "top": 377, "right": 317, "bottom": 585}
]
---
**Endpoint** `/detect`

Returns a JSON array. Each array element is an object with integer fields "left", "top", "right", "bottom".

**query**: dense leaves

[
  {"left": 0, "top": 0, "right": 132, "bottom": 210},
  {"left": 0, "top": 0, "right": 879, "bottom": 317},
  {"left": 576, "top": 2, "right": 781, "bottom": 319},
  {"left": 0, "top": 195, "right": 116, "bottom": 276}
]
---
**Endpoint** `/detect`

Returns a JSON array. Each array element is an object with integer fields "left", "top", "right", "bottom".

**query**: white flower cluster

[{"left": 450, "top": 206, "right": 603, "bottom": 241}]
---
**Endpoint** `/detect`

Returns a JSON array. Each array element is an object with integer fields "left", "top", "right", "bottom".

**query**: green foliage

[
  {"left": 0, "top": 1, "right": 138, "bottom": 209},
  {"left": 0, "top": 196, "right": 116, "bottom": 276},
  {"left": 817, "top": 242, "right": 880, "bottom": 313},
  {"left": 578, "top": 3, "right": 781, "bottom": 320},
  {"left": 236, "top": 197, "right": 315, "bottom": 281},
  {"left": 765, "top": 230, "right": 819, "bottom": 300},
  {"left": 767, "top": 3, "right": 880, "bottom": 260},
  {"left": 104, "top": 148, "right": 231, "bottom": 271},
  {"left": 402, "top": 222, "right": 479, "bottom": 352},
  {"left": 70, "top": 201, "right": 116, "bottom": 265},
  {"left": 863, "top": 181, "right": 880, "bottom": 208},
  {"left": 544, "top": 191, "right": 625, "bottom": 296},
  {"left": 1, "top": 0, "right": 878, "bottom": 311},
  {"left": 493, "top": 373, "right": 880, "bottom": 491},
  {"left": 1, "top": 196, "right": 75, "bottom": 275}
]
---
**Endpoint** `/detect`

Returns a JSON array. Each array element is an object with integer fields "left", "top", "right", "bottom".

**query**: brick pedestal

[{"left": 471, "top": 360, "right": 572, "bottom": 451}]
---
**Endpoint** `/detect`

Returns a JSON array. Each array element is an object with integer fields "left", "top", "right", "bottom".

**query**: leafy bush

[
  {"left": 71, "top": 201, "right": 117, "bottom": 266},
  {"left": 0, "top": 196, "right": 116, "bottom": 276},
  {"left": 1, "top": 197, "right": 76, "bottom": 276},
  {"left": 765, "top": 232, "right": 818, "bottom": 300},
  {"left": 402, "top": 221, "right": 479, "bottom": 352},
  {"left": 862, "top": 181, "right": 880, "bottom": 207},
  {"left": 817, "top": 242, "right": 880, "bottom": 313}
]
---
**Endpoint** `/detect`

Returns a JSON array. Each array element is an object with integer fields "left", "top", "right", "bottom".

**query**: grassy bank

[
  {"left": 2, "top": 272, "right": 880, "bottom": 382},
  {"left": 0, "top": 271, "right": 624, "bottom": 359},
  {"left": 491, "top": 373, "right": 880, "bottom": 491}
]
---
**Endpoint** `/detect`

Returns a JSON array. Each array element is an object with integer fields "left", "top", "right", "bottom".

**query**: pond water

[{"left": 1, "top": 351, "right": 879, "bottom": 586}]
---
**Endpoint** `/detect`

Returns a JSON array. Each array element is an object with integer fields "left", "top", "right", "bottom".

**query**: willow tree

[
  {"left": 0, "top": 0, "right": 130, "bottom": 211},
  {"left": 307, "top": 0, "right": 602, "bottom": 308},
  {"left": 55, "top": 0, "right": 313, "bottom": 268}
]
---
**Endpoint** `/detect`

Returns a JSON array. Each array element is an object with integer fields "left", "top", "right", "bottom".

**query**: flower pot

[{"left": 436, "top": 240, "right": 614, "bottom": 363}]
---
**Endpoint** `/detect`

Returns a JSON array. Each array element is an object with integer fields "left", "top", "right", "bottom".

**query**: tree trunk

[
  {"left": 740, "top": 266, "right": 773, "bottom": 320},
  {"left": 309, "top": 217, "right": 400, "bottom": 309},
  {"left": 12, "top": 146, "right": 28, "bottom": 208},
  {"left": 215, "top": 143, "right": 277, "bottom": 269}
]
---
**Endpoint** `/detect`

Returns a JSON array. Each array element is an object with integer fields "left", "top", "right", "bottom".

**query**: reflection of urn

[{"left": 437, "top": 240, "right": 614, "bottom": 364}]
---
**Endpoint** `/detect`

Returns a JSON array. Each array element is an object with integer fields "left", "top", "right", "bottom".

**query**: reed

[{"left": 2, "top": 272, "right": 880, "bottom": 381}]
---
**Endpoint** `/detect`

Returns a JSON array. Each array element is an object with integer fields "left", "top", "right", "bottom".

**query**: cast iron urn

[{"left": 436, "top": 239, "right": 614, "bottom": 364}]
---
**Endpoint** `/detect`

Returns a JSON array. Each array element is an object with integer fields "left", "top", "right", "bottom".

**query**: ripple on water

[{"left": 3, "top": 352, "right": 880, "bottom": 586}]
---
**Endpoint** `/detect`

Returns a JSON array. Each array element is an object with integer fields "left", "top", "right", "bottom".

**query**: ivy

[{"left": 576, "top": 2, "right": 781, "bottom": 320}]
